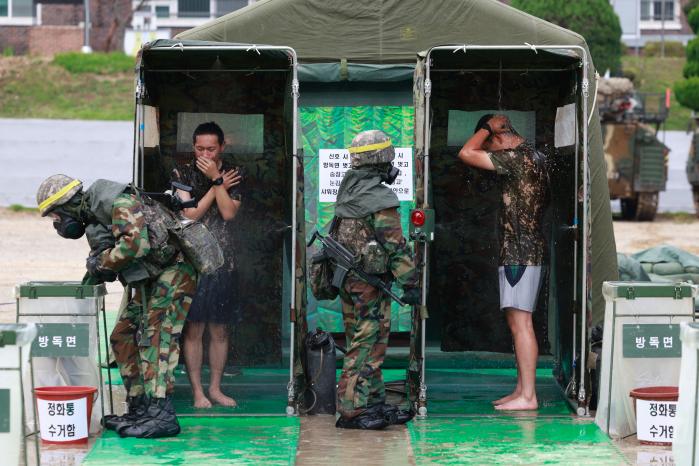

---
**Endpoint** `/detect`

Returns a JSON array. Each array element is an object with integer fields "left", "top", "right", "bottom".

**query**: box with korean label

[
  {"left": 15, "top": 281, "right": 109, "bottom": 435},
  {"left": 595, "top": 282, "right": 696, "bottom": 439}
]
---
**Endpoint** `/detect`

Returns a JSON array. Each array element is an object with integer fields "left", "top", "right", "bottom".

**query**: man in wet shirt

[
  {"left": 457, "top": 114, "right": 548, "bottom": 411},
  {"left": 175, "top": 121, "right": 242, "bottom": 409}
]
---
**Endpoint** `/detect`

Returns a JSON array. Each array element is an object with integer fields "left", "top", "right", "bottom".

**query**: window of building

[
  {"left": 178, "top": 0, "right": 210, "bottom": 18},
  {"left": 216, "top": 0, "right": 249, "bottom": 17},
  {"left": 641, "top": 0, "right": 675, "bottom": 21},
  {"left": 0, "top": 0, "right": 34, "bottom": 17},
  {"left": 12, "top": 0, "right": 32, "bottom": 16},
  {"left": 155, "top": 5, "right": 170, "bottom": 18}
]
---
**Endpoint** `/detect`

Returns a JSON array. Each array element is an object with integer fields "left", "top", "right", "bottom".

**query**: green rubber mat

[
  {"left": 409, "top": 417, "right": 628, "bottom": 465},
  {"left": 83, "top": 417, "right": 300, "bottom": 465},
  {"left": 425, "top": 368, "right": 570, "bottom": 416}
]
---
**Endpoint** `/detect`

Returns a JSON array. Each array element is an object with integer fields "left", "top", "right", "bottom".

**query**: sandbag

[
  {"left": 617, "top": 253, "right": 650, "bottom": 282},
  {"left": 648, "top": 262, "right": 685, "bottom": 276}
]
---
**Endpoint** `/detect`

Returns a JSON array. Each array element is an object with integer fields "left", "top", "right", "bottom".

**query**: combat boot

[
  {"left": 102, "top": 395, "right": 148, "bottom": 431},
  {"left": 117, "top": 396, "right": 180, "bottom": 438},
  {"left": 380, "top": 403, "right": 415, "bottom": 425},
  {"left": 335, "top": 404, "right": 389, "bottom": 430}
]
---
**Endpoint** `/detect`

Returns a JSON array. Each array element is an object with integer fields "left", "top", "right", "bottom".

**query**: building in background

[
  {"left": 0, "top": 0, "right": 256, "bottom": 55},
  {"left": 0, "top": 0, "right": 133, "bottom": 55},
  {"left": 610, "top": 0, "right": 694, "bottom": 50}
]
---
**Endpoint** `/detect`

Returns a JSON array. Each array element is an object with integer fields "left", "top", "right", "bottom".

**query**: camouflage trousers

[
  {"left": 337, "top": 275, "right": 391, "bottom": 419},
  {"left": 110, "top": 262, "right": 197, "bottom": 399}
]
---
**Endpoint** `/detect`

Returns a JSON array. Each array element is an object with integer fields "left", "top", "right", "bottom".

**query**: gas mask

[
  {"left": 52, "top": 212, "right": 85, "bottom": 239},
  {"left": 380, "top": 163, "right": 400, "bottom": 185}
]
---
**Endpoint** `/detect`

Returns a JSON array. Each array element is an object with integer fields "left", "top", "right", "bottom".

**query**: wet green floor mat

[
  {"left": 425, "top": 368, "right": 570, "bottom": 416},
  {"left": 168, "top": 368, "right": 406, "bottom": 415},
  {"left": 172, "top": 368, "right": 290, "bottom": 416},
  {"left": 82, "top": 417, "right": 299, "bottom": 465},
  {"left": 409, "top": 417, "right": 628, "bottom": 465}
]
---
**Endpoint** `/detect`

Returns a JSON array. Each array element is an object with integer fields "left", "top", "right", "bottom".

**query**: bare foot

[
  {"left": 209, "top": 389, "right": 237, "bottom": 407},
  {"left": 193, "top": 392, "right": 212, "bottom": 409},
  {"left": 492, "top": 391, "right": 520, "bottom": 406},
  {"left": 494, "top": 396, "right": 538, "bottom": 411}
]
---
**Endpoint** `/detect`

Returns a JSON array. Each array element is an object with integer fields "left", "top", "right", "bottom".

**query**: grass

[
  {"left": 622, "top": 55, "right": 692, "bottom": 131},
  {"left": 656, "top": 211, "right": 698, "bottom": 223},
  {"left": 0, "top": 56, "right": 133, "bottom": 120},
  {"left": 53, "top": 52, "right": 134, "bottom": 74},
  {"left": 0, "top": 53, "right": 690, "bottom": 124},
  {"left": 8, "top": 204, "right": 38, "bottom": 213}
]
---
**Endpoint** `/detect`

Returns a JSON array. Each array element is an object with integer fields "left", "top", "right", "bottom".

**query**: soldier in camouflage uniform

[
  {"left": 36, "top": 174, "right": 197, "bottom": 438},
  {"left": 332, "top": 130, "right": 420, "bottom": 430},
  {"left": 458, "top": 114, "right": 548, "bottom": 411}
]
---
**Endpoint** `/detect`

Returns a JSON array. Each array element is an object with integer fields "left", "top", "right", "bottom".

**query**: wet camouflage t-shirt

[
  {"left": 174, "top": 159, "right": 243, "bottom": 271},
  {"left": 487, "top": 142, "right": 548, "bottom": 265}
]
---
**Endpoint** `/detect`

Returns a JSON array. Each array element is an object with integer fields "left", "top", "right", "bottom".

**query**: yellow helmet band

[
  {"left": 347, "top": 139, "right": 392, "bottom": 154},
  {"left": 39, "top": 179, "right": 81, "bottom": 213}
]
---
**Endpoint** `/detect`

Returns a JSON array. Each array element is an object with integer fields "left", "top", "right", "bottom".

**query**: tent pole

[
  {"left": 578, "top": 51, "right": 591, "bottom": 416},
  {"left": 416, "top": 53, "right": 433, "bottom": 418},
  {"left": 136, "top": 75, "right": 145, "bottom": 189},
  {"left": 573, "top": 72, "right": 580, "bottom": 304},
  {"left": 286, "top": 48, "right": 299, "bottom": 416}
]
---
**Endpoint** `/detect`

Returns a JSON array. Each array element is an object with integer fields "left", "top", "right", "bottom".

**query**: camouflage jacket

[
  {"left": 487, "top": 142, "right": 548, "bottom": 265},
  {"left": 334, "top": 208, "right": 418, "bottom": 289},
  {"left": 94, "top": 193, "right": 179, "bottom": 282}
]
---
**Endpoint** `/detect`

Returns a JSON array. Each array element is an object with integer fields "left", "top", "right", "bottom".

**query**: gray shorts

[{"left": 498, "top": 265, "right": 543, "bottom": 312}]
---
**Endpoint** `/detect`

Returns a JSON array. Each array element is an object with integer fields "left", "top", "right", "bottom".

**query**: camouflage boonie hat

[
  {"left": 36, "top": 174, "right": 83, "bottom": 216},
  {"left": 348, "top": 130, "right": 395, "bottom": 168}
]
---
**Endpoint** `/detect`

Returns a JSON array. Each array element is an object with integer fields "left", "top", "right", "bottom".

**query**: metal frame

[
  {"left": 419, "top": 44, "right": 591, "bottom": 417},
  {"left": 133, "top": 43, "right": 300, "bottom": 415},
  {"left": 15, "top": 285, "right": 113, "bottom": 458}
]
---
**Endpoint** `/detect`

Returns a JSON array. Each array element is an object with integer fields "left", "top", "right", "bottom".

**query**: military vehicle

[{"left": 599, "top": 77, "right": 669, "bottom": 221}]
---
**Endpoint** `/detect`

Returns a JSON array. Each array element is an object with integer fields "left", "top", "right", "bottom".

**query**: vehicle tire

[
  {"left": 620, "top": 197, "right": 638, "bottom": 220},
  {"left": 693, "top": 188, "right": 699, "bottom": 219},
  {"left": 635, "top": 192, "right": 658, "bottom": 221}
]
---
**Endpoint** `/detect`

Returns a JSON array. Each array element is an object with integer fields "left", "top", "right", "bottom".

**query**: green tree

[
  {"left": 676, "top": 7, "right": 699, "bottom": 111},
  {"left": 511, "top": 0, "right": 623, "bottom": 74}
]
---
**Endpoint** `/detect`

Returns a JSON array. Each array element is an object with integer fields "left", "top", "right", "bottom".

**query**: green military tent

[{"left": 175, "top": 0, "right": 618, "bottom": 413}]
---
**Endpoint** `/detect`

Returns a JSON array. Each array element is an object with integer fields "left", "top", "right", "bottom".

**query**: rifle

[
  {"left": 307, "top": 231, "right": 406, "bottom": 306},
  {"left": 142, "top": 181, "right": 198, "bottom": 212}
]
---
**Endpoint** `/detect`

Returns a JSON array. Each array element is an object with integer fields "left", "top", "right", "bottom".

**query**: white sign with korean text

[
  {"left": 318, "top": 148, "right": 414, "bottom": 202},
  {"left": 636, "top": 399, "right": 677, "bottom": 443},
  {"left": 37, "top": 397, "right": 88, "bottom": 442}
]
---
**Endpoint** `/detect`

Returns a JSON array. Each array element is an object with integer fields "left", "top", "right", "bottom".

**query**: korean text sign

[
  {"left": 31, "top": 323, "right": 90, "bottom": 358},
  {"left": 622, "top": 324, "right": 681, "bottom": 358},
  {"left": 37, "top": 397, "right": 88, "bottom": 442},
  {"left": 318, "top": 148, "right": 414, "bottom": 202}
]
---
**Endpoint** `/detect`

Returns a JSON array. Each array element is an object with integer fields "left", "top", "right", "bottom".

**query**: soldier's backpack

[
  {"left": 309, "top": 217, "right": 340, "bottom": 300},
  {"left": 136, "top": 187, "right": 225, "bottom": 275}
]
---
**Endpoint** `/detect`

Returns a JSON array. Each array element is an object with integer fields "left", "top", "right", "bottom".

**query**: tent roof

[{"left": 176, "top": 0, "right": 592, "bottom": 68}]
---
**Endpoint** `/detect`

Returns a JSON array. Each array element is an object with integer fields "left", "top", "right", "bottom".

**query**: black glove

[
  {"left": 86, "top": 255, "right": 117, "bottom": 283},
  {"left": 401, "top": 287, "right": 421, "bottom": 306}
]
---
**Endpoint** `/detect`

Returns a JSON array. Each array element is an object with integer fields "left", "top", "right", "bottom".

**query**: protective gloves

[{"left": 86, "top": 255, "right": 117, "bottom": 283}]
